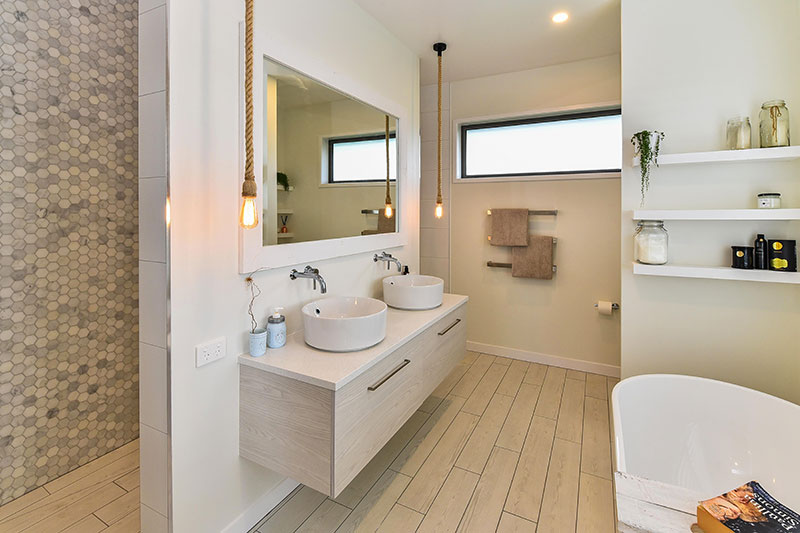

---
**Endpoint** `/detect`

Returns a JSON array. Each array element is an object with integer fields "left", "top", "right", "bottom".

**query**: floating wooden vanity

[{"left": 238, "top": 294, "right": 468, "bottom": 497}]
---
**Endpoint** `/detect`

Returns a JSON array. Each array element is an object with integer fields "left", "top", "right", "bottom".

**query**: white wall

[
  {"left": 165, "top": 1, "right": 420, "bottom": 531},
  {"left": 138, "top": 1, "right": 171, "bottom": 530},
  {"left": 621, "top": 0, "right": 800, "bottom": 403},
  {"left": 421, "top": 55, "right": 622, "bottom": 374}
]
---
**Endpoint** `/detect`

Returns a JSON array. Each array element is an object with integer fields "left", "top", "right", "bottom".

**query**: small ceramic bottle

[{"left": 267, "top": 307, "right": 286, "bottom": 348}]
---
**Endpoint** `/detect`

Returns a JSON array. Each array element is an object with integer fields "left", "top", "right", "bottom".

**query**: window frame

[
  {"left": 327, "top": 132, "right": 398, "bottom": 184},
  {"left": 458, "top": 108, "right": 622, "bottom": 180}
]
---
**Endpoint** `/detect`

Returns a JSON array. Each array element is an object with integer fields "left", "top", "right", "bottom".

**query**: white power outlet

[{"left": 195, "top": 337, "right": 226, "bottom": 368}]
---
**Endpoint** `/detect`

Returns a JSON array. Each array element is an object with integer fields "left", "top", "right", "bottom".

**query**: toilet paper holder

[{"left": 594, "top": 302, "right": 620, "bottom": 310}]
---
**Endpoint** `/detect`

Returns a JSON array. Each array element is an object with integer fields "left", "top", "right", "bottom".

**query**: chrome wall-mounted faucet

[
  {"left": 374, "top": 252, "right": 402, "bottom": 272},
  {"left": 290, "top": 265, "right": 327, "bottom": 294}
]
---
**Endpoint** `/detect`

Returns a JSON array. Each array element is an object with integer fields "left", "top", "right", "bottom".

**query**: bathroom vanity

[{"left": 238, "top": 294, "right": 468, "bottom": 497}]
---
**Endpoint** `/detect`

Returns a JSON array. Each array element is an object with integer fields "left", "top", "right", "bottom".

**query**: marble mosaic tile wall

[{"left": 0, "top": 0, "right": 139, "bottom": 505}]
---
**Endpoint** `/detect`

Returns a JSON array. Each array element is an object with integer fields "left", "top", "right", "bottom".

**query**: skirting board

[
  {"left": 222, "top": 477, "right": 299, "bottom": 533},
  {"left": 467, "top": 341, "right": 621, "bottom": 378}
]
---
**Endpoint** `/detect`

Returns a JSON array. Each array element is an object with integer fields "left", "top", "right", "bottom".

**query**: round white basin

[
  {"left": 301, "top": 296, "right": 387, "bottom": 352},
  {"left": 382, "top": 275, "right": 444, "bottom": 310}
]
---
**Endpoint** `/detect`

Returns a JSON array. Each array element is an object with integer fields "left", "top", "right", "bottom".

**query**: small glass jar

[
  {"left": 726, "top": 116, "right": 751, "bottom": 150},
  {"left": 634, "top": 220, "right": 669, "bottom": 265},
  {"left": 759, "top": 100, "right": 790, "bottom": 148},
  {"left": 757, "top": 192, "right": 781, "bottom": 209}
]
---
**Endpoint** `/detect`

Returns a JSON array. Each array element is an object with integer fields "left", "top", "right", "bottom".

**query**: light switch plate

[{"left": 196, "top": 337, "right": 226, "bottom": 367}]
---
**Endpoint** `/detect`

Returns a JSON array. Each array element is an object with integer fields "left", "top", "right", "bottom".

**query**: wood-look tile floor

[
  {"left": 0, "top": 439, "right": 140, "bottom": 533},
  {"left": 0, "top": 354, "right": 617, "bottom": 533},
  {"left": 252, "top": 353, "right": 619, "bottom": 533}
]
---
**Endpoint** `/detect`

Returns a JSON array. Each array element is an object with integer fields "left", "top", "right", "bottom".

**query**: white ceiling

[{"left": 353, "top": 0, "right": 621, "bottom": 85}]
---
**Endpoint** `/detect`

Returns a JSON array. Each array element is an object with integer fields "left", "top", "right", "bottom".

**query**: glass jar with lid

[
  {"left": 759, "top": 100, "right": 790, "bottom": 148},
  {"left": 634, "top": 220, "right": 669, "bottom": 265}
]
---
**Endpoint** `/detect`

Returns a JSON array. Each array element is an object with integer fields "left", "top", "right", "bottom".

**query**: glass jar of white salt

[{"left": 634, "top": 221, "right": 669, "bottom": 265}]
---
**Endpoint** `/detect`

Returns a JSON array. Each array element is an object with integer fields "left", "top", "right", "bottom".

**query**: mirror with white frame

[{"left": 262, "top": 57, "right": 399, "bottom": 246}]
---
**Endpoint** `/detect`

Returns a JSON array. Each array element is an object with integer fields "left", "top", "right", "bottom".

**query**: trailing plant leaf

[{"left": 632, "top": 130, "right": 664, "bottom": 207}]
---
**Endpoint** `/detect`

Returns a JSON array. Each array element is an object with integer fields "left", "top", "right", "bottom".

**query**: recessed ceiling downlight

[{"left": 552, "top": 11, "right": 569, "bottom": 23}]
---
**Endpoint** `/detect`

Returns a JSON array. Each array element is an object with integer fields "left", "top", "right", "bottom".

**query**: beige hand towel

[
  {"left": 490, "top": 208, "right": 529, "bottom": 246},
  {"left": 511, "top": 235, "right": 554, "bottom": 279},
  {"left": 377, "top": 210, "right": 396, "bottom": 233}
]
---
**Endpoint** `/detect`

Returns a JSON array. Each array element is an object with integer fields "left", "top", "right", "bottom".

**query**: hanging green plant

[
  {"left": 631, "top": 130, "right": 665, "bottom": 207},
  {"left": 277, "top": 172, "right": 290, "bottom": 191}
]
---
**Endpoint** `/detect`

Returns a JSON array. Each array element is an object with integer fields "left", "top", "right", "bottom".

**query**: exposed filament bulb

[{"left": 239, "top": 196, "right": 258, "bottom": 229}]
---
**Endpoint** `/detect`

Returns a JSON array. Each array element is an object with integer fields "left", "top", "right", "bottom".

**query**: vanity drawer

[
  {"left": 423, "top": 305, "right": 468, "bottom": 395},
  {"left": 333, "top": 330, "right": 426, "bottom": 494}
]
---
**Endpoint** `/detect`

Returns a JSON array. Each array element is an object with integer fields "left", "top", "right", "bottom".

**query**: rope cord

[
  {"left": 436, "top": 52, "right": 443, "bottom": 205},
  {"left": 385, "top": 115, "right": 392, "bottom": 207},
  {"left": 242, "top": 0, "right": 256, "bottom": 198},
  {"left": 769, "top": 105, "right": 783, "bottom": 139}
]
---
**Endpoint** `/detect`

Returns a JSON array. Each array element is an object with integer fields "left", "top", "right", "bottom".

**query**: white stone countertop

[{"left": 238, "top": 293, "right": 468, "bottom": 391}]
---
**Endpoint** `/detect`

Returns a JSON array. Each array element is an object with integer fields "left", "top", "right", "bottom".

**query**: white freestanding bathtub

[{"left": 612, "top": 374, "right": 800, "bottom": 523}]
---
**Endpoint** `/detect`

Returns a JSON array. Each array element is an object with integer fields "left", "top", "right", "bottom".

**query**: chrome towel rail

[
  {"left": 486, "top": 209, "right": 558, "bottom": 216},
  {"left": 487, "top": 262, "right": 558, "bottom": 273},
  {"left": 488, "top": 236, "right": 558, "bottom": 244}
]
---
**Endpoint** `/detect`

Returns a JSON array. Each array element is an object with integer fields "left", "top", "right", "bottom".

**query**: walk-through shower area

[{"left": 0, "top": 1, "right": 139, "bottom": 506}]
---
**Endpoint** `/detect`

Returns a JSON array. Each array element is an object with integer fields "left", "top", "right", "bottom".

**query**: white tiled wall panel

[
  {"left": 138, "top": 2, "right": 170, "bottom": 528},
  {"left": 420, "top": 228, "right": 449, "bottom": 259},
  {"left": 421, "top": 170, "right": 450, "bottom": 200},
  {"left": 139, "top": 0, "right": 166, "bottom": 15},
  {"left": 139, "top": 92, "right": 168, "bottom": 178},
  {"left": 421, "top": 83, "right": 450, "bottom": 113},
  {"left": 140, "top": 343, "right": 168, "bottom": 433},
  {"left": 140, "top": 424, "right": 170, "bottom": 517},
  {"left": 141, "top": 503, "right": 170, "bottom": 532},
  {"left": 421, "top": 140, "right": 451, "bottom": 173},
  {"left": 139, "top": 177, "right": 168, "bottom": 262},
  {"left": 139, "top": 261, "right": 168, "bottom": 348},
  {"left": 421, "top": 257, "right": 450, "bottom": 290},
  {"left": 138, "top": 6, "right": 167, "bottom": 95},
  {"left": 421, "top": 110, "right": 450, "bottom": 142}
]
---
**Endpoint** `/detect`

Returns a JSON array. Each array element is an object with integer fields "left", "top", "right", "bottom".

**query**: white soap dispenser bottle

[{"left": 267, "top": 307, "right": 286, "bottom": 348}]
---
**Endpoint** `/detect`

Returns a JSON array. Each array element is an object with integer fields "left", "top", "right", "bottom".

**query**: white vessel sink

[
  {"left": 302, "top": 296, "right": 387, "bottom": 352},
  {"left": 382, "top": 275, "right": 444, "bottom": 310}
]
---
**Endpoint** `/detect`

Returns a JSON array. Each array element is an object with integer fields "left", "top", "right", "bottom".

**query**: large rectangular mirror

[{"left": 262, "top": 58, "right": 399, "bottom": 246}]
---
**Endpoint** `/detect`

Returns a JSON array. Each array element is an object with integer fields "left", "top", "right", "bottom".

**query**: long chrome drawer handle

[
  {"left": 438, "top": 318, "right": 461, "bottom": 336},
  {"left": 367, "top": 359, "right": 411, "bottom": 391}
]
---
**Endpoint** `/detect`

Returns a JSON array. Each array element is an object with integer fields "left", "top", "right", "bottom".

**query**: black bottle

[{"left": 754, "top": 234, "right": 768, "bottom": 270}]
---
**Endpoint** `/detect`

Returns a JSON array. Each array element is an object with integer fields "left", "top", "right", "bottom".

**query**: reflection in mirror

[{"left": 262, "top": 57, "right": 399, "bottom": 246}]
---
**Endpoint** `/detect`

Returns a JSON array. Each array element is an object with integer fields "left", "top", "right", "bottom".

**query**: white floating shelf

[
  {"left": 633, "top": 263, "right": 800, "bottom": 284},
  {"left": 277, "top": 209, "right": 294, "bottom": 215},
  {"left": 632, "top": 146, "right": 800, "bottom": 166},
  {"left": 633, "top": 209, "right": 800, "bottom": 221},
  {"left": 276, "top": 233, "right": 294, "bottom": 239}
]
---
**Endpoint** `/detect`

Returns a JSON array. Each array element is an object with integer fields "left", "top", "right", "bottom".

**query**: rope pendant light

[
  {"left": 239, "top": 0, "right": 258, "bottom": 229},
  {"left": 433, "top": 42, "right": 446, "bottom": 219},
  {"left": 384, "top": 115, "right": 393, "bottom": 218}
]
